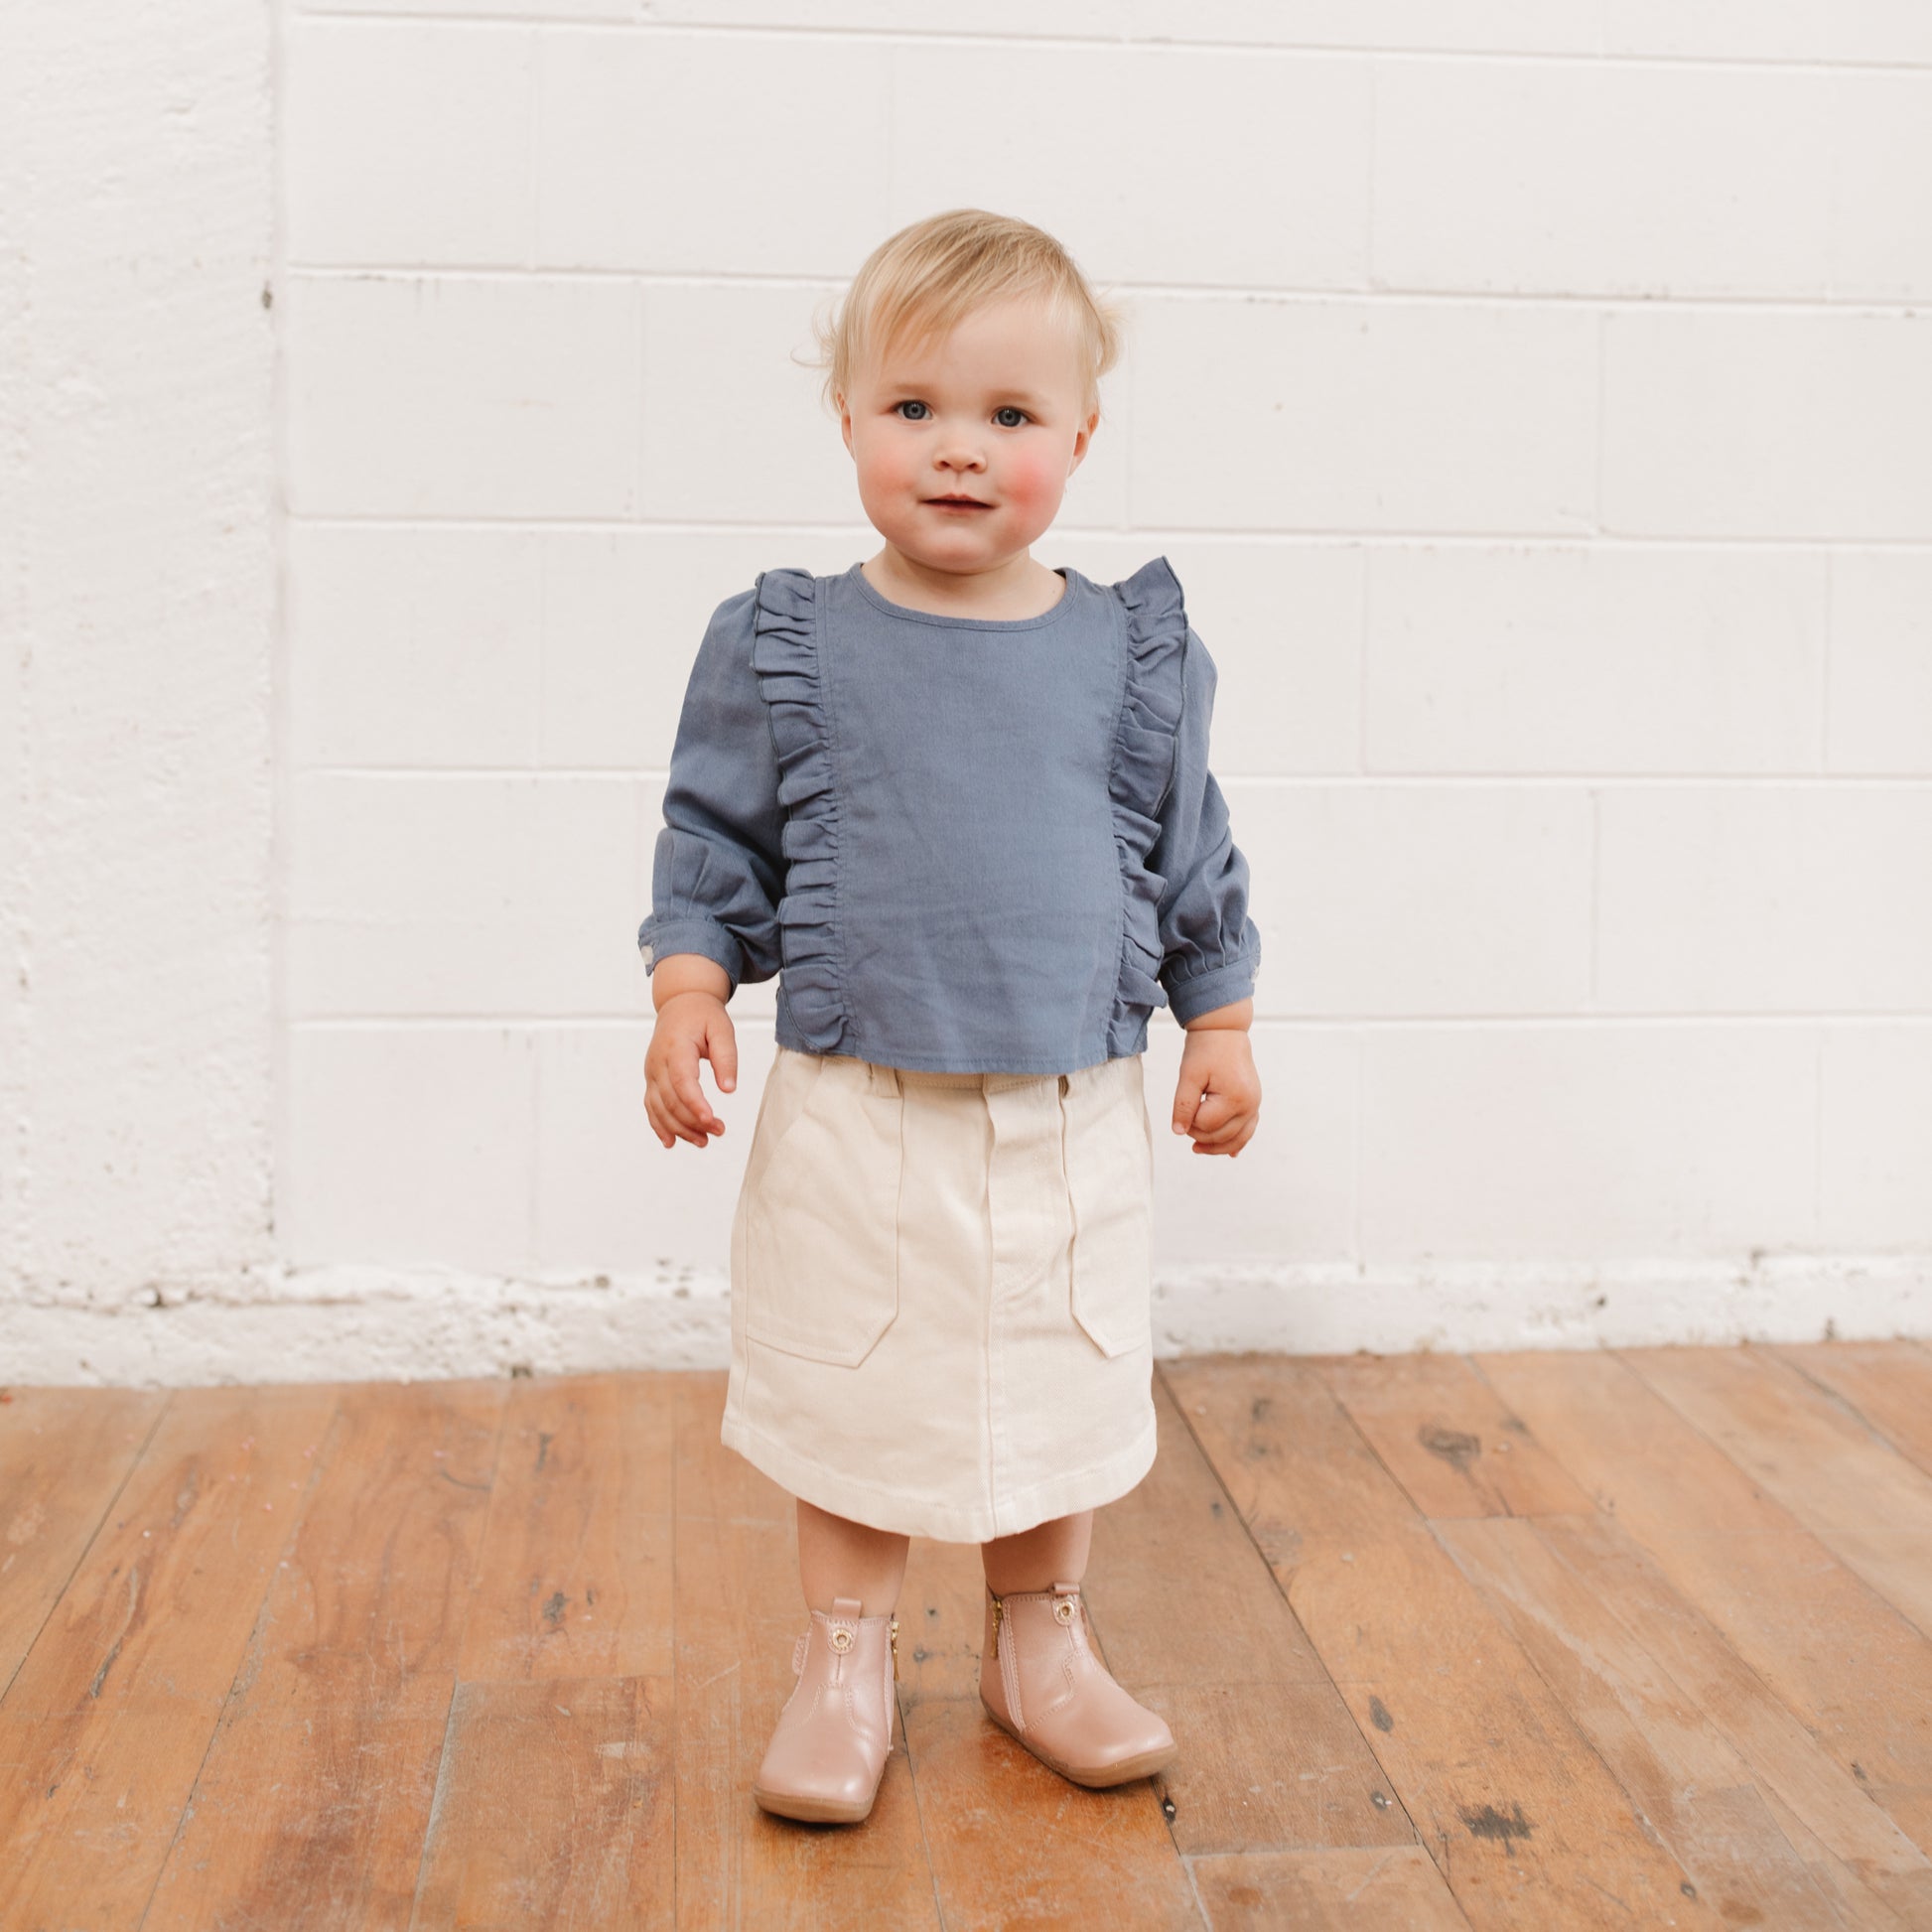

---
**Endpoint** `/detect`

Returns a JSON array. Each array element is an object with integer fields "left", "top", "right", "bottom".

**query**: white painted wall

[
  {"left": 3, "top": 4, "right": 277, "bottom": 1379},
  {"left": 6, "top": 2, "right": 1930, "bottom": 1385}
]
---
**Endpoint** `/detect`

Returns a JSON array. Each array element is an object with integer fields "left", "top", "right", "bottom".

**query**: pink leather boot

[
  {"left": 979, "top": 1580, "right": 1176, "bottom": 1786},
  {"left": 752, "top": 1595, "right": 899, "bottom": 1824}
]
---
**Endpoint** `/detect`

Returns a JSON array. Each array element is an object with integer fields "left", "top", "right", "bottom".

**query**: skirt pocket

[
  {"left": 744, "top": 1051, "right": 906, "bottom": 1368},
  {"left": 1060, "top": 1054, "right": 1155, "bottom": 1359}
]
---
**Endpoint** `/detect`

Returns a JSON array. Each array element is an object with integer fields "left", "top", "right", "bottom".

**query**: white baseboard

[
  {"left": 6, "top": 1253, "right": 1928, "bottom": 1387},
  {"left": 1152, "top": 1254, "right": 1932, "bottom": 1357}
]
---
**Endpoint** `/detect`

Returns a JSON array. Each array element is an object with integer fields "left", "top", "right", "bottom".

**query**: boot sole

[
  {"left": 751, "top": 1781, "right": 879, "bottom": 1825},
  {"left": 979, "top": 1694, "right": 1176, "bottom": 1788}
]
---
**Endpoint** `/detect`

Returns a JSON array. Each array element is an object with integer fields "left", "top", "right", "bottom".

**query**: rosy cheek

[
  {"left": 857, "top": 435, "right": 918, "bottom": 499},
  {"left": 849, "top": 450, "right": 890, "bottom": 500},
  {"left": 998, "top": 448, "right": 1064, "bottom": 516}
]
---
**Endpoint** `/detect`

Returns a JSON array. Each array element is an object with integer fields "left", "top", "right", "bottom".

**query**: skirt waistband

[{"left": 813, "top": 1051, "right": 1070, "bottom": 1097}]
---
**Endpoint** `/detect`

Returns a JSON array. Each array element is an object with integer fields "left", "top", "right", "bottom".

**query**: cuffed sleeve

[
  {"left": 1152, "top": 626, "right": 1262, "bottom": 1023},
  {"left": 637, "top": 587, "right": 786, "bottom": 996}
]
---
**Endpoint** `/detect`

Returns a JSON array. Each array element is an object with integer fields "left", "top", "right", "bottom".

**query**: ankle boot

[
  {"left": 979, "top": 1580, "right": 1176, "bottom": 1787},
  {"left": 752, "top": 1595, "right": 899, "bottom": 1824}
]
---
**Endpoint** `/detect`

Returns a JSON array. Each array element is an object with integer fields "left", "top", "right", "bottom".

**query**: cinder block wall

[{"left": 7, "top": 2, "right": 1930, "bottom": 1383}]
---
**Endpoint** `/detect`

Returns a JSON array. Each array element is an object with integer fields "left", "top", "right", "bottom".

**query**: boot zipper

[
  {"left": 991, "top": 1593, "right": 1004, "bottom": 1658},
  {"left": 889, "top": 1613, "right": 900, "bottom": 1682}
]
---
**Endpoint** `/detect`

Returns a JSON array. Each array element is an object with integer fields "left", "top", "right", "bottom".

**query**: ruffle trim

[
  {"left": 750, "top": 569, "right": 853, "bottom": 1053},
  {"left": 1107, "top": 557, "right": 1189, "bottom": 1052}
]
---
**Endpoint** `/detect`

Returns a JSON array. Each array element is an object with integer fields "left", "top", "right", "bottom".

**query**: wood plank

[
  {"left": 1774, "top": 1341, "right": 1932, "bottom": 1481},
  {"left": 410, "top": 1675, "right": 675, "bottom": 1929},
  {"left": 1525, "top": 1510, "right": 1932, "bottom": 1926},
  {"left": 1623, "top": 1343, "right": 1932, "bottom": 1641},
  {"left": 1438, "top": 1515, "right": 1883, "bottom": 1928},
  {"left": 457, "top": 1370, "right": 675, "bottom": 1683},
  {"left": 1477, "top": 1348, "right": 1932, "bottom": 1853},
  {"left": 1086, "top": 1372, "right": 1411, "bottom": 1856},
  {"left": 141, "top": 1378, "right": 507, "bottom": 1932},
  {"left": 0, "top": 1385, "right": 169, "bottom": 1692},
  {"left": 670, "top": 1372, "right": 941, "bottom": 1931},
  {"left": 896, "top": 1516, "right": 998, "bottom": 1706},
  {"left": 672, "top": 1366, "right": 786, "bottom": 1528},
  {"left": 900, "top": 1691, "right": 1202, "bottom": 1930},
  {"left": 1190, "top": 1848, "right": 1469, "bottom": 1930},
  {"left": 1318, "top": 1353, "right": 1593, "bottom": 1520},
  {"left": 9, "top": 1351, "right": 1929, "bottom": 1925},
  {"left": 0, "top": 1381, "right": 339, "bottom": 1930},
  {"left": 1165, "top": 1355, "right": 1723, "bottom": 1932},
  {"left": 1105, "top": 1377, "right": 1338, "bottom": 1688},
  {"left": 888, "top": 1443, "right": 1204, "bottom": 1924},
  {"left": 1328, "top": 1359, "right": 1932, "bottom": 1916}
]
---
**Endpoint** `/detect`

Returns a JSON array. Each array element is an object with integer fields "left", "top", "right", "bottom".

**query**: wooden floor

[{"left": 3, "top": 1344, "right": 1931, "bottom": 1929}]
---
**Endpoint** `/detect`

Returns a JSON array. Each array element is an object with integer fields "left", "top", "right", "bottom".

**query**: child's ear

[
  {"left": 1067, "top": 405, "right": 1100, "bottom": 476},
  {"left": 837, "top": 391, "right": 854, "bottom": 457}
]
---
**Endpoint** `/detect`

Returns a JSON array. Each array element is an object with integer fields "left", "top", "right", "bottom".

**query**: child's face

[{"left": 839, "top": 295, "right": 1098, "bottom": 577}]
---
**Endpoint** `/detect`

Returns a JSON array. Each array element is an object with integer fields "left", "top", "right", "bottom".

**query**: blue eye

[
  {"left": 994, "top": 406, "right": 1028, "bottom": 428},
  {"left": 895, "top": 400, "right": 930, "bottom": 421}
]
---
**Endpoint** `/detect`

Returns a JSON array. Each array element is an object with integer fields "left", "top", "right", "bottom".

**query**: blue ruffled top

[{"left": 638, "top": 557, "right": 1261, "bottom": 1074}]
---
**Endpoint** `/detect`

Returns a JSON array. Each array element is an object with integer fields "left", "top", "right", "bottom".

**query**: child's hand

[
  {"left": 1171, "top": 1029, "right": 1261, "bottom": 1157},
  {"left": 644, "top": 992, "right": 738, "bottom": 1150}
]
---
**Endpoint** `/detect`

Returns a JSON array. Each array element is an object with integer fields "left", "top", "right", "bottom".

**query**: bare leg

[
  {"left": 756, "top": 1499, "right": 907, "bottom": 1823},
  {"left": 980, "top": 1509, "right": 1094, "bottom": 1594},
  {"left": 975, "top": 1504, "right": 1174, "bottom": 1784},
  {"left": 796, "top": 1497, "right": 910, "bottom": 1617}
]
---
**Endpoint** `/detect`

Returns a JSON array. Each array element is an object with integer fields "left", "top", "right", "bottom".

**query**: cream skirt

[{"left": 721, "top": 1043, "right": 1160, "bottom": 1543}]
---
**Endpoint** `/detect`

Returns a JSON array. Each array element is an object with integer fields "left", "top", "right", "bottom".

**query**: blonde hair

[{"left": 807, "top": 208, "right": 1125, "bottom": 419}]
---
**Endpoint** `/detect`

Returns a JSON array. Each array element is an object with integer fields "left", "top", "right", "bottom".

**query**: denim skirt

[{"left": 720, "top": 1043, "right": 1160, "bottom": 1543}]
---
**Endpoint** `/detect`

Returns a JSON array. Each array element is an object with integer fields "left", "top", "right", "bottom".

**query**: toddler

[{"left": 638, "top": 208, "right": 1262, "bottom": 1823}]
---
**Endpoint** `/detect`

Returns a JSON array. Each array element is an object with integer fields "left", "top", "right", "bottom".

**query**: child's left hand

[{"left": 1171, "top": 1028, "right": 1261, "bottom": 1157}]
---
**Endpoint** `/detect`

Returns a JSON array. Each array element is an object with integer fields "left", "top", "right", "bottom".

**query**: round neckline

[{"left": 846, "top": 562, "right": 1078, "bottom": 631}]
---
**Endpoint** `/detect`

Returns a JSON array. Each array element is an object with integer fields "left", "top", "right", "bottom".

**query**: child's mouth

[{"left": 926, "top": 496, "right": 992, "bottom": 511}]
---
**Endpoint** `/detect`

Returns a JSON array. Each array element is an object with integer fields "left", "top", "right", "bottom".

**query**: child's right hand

[{"left": 644, "top": 992, "right": 737, "bottom": 1150}]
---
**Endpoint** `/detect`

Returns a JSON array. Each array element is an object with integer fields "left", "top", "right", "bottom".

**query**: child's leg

[
  {"left": 976, "top": 1505, "right": 1175, "bottom": 1788},
  {"left": 797, "top": 1497, "right": 909, "bottom": 1614},
  {"left": 755, "top": 1498, "right": 907, "bottom": 1825},
  {"left": 980, "top": 1509, "right": 1093, "bottom": 1592}
]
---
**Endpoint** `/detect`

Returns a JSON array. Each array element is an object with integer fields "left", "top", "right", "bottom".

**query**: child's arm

[
  {"left": 1152, "top": 625, "right": 1261, "bottom": 1021},
  {"left": 1153, "top": 625, "right": 1263, "bottom": 1157},
  {"left": 639, "top": 586, "right": 786, "bottom": 992},
  {"left": 639, "top": 587, "right": 784, "bottom": 1150}
]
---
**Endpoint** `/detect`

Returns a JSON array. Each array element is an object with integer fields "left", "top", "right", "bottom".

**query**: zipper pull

[
  {"left": 889, "top": 1613, "right": 900, "bottom": 1682},
  {"left": 991, "top": 1592, "right": 1004, "bottom": 1658}
]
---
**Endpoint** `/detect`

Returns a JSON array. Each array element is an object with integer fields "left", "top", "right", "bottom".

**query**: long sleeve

[
  {"left": 637, "top": 587, "right": 786, "bottom": 996},
  {"left": 1150, "top": 625, "right": 1262, "bottom": 1023}
]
